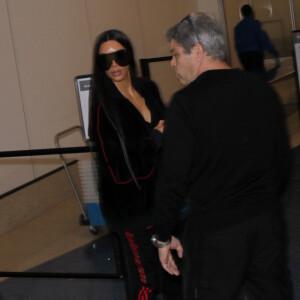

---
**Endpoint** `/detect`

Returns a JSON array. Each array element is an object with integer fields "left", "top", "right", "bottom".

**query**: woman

[{"left": 89, "top": 29, "right": 182, "bottom": 300}]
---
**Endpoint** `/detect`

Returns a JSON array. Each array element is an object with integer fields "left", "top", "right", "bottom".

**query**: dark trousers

[
  {"left": 183, "top": 209, "right": 292, "bottom": 300},
  {"left": 238, "top": 51, "right": 265, "bottom": 74},
  {"left": 120, "top": 226, "right": 183, "bottom": 300}
]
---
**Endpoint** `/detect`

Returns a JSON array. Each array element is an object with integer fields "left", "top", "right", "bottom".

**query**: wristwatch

[{"left": 151, "top": 234, "right": 171, "bottom": 248}]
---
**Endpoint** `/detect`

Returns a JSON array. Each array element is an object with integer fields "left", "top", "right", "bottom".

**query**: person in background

[
  {"left": 88, "top": 29, "right": 182, "bottom": 300},
  {"left": 234, "top": 4, "right": 280, "bottom": 76},
  {"left": 152, "top": 12, "right": 292, "bottom": 300}
]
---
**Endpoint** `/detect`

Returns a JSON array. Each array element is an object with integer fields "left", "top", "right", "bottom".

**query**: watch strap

[{"left": 151, "top": 234, "right": 171, "bottom": 248}]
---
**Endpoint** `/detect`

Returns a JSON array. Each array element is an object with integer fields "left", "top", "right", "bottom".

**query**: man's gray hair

[{"left": 166, "top": 12, "right": 226, "bottom": 61}]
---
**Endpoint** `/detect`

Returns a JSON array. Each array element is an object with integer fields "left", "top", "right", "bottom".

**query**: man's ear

[{"left": 193, "top": 43, "right": 204, "bottom": 61}]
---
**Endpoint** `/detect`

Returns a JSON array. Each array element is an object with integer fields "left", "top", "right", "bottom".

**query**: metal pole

[
  {"left": 289, "top": 0, "right": 296, "bottom": 31},
  {"left": 54, "top": 125, "right": 88, "bottom": 221}
]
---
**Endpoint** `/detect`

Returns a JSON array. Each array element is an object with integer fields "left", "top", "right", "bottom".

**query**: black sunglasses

[
  {"left": 180, "top": 14, "right": 201, "bottom": 45},
  {"left": 97, "top": 49, "right": 130, "bottom": 71}
]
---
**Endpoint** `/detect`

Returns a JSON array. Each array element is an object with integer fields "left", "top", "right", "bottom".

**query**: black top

[
  {"left": 155, "top": 69, "right": 291, "bottom": 241},
  {"left": 89, "top": 76, "right": 165, "bottom": 232},
  {"left": 234, "top": 17, "right": 278, "bottom": 57}
]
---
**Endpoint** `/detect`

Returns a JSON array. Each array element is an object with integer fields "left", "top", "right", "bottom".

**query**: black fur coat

[{"left": 89, "top": 77, "right": 165, "bottom": 232}]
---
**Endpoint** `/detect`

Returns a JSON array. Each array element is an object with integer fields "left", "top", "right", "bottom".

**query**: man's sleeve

[
  {"left": 155, "top": 93, "right": 195, "bottom": 241},
  {"left": 257, "top": 23, "right": 279, "bottom": 57},
  {"left": 273, "top": 91, "right": 292, "bottom": 195}
]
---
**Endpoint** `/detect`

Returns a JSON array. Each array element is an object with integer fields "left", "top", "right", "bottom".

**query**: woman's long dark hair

[
  {"left": 89, "top": 29, "right": 137, "bottom": 137},
  {"left": 91, "top": 29, "right": 136, "bottom": 105},
  {"left": 89, "top": 29, "right": 141, "bottom": 189}
]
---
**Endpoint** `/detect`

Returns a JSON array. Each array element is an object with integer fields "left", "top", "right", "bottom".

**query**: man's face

[{"left": 170, "top": 39, "right": 197, "bottom": 85}]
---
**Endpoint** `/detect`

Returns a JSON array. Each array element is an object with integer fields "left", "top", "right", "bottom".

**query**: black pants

[
  {"left": 238, "top": 51, "right": 265, "bottom": 74},
  {"left": 183, "top": 209, "right": 292, "bottom": 300},
  {"left": 120, "top": 226, "right": 183, "bottom": 300}
]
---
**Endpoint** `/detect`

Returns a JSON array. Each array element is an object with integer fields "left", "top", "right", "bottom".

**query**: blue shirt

[{"left": 234, "top": 17, "right": 278, "bottom": 57}]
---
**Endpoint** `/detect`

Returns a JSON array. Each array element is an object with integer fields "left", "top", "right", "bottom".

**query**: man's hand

[{"left": 158, "top": 236, "right": 183, "bottom": 276}]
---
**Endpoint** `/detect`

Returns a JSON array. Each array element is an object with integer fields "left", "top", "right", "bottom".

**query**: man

[
  {"left": 151, "top": 12, "right": 292, "bottom": 299},
  {"left": 234, "top": 4, "right": 280, "bottom": 74}
]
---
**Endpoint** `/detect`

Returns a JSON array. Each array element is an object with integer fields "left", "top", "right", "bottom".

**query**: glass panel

[{"left": 252, "top": 0, "right": 293, "bottom": 57}]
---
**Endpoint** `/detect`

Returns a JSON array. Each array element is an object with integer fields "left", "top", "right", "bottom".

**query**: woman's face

[{"left": 99, "top": 40, "right": 130, "bottom": 83}]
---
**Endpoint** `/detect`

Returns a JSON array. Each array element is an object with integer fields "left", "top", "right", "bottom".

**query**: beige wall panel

[
  {"left": 197, "top": 0, "right": 220, "bottom": 16},
  {"left": 136, "top": 0, "right": 198, "bottom": 58},
  {"left": 86, "top": 0, "right": 144, "bottom": 72},
  {"left": 137, "top": 0, "right": 176, "bottom": 58},
  {"left": 173, "top": 0, "right": 199, "bottom": 19},
  {"left": 0, "top": 0, "right": 34, "bottom": 194},
  {"left": 136, "top": 0, "right": 198, "bottom": 103},
  {"left": 252, "top": 0, "right": 293, "bottom": 57},
  {"left": 85, "top": 0, "right": 199, "bottom": 71},
  {"left": 223, "top": 0, "right": 249, "bottom": 67},
  {"left": 8, "top": 0, "right": 92, "bottom": 177}
]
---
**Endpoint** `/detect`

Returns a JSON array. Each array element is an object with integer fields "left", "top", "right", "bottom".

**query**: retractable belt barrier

[
  {"left": 0, "top": 145, "right": 125, "bottom": 281},
  {"left": 0, "top": 146, "right": 95, "bottom": 158},
  {"left": 0, "top": 271, "right": 122, "bottom": 280}
]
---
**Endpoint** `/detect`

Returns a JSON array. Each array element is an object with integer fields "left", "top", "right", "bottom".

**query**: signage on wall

[{"left": 74, "top": 75, "right": 92, "bottom": 142}]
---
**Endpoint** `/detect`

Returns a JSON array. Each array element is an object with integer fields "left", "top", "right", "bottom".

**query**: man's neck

[{"left": 196, "top": 56, "right": 231, "bottom": 77}]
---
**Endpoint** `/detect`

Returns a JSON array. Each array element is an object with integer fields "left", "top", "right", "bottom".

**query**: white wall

[{"left": 0, "top": 0, "right": 34, "bottom": 192}]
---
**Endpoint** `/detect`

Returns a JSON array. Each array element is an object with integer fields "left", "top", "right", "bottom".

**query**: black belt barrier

[
  {"left": 0, "top": 146, "right": 95, "bottom": 158},
  {"left": 0, "top": 145, "right": 127, "bottom": 282}
]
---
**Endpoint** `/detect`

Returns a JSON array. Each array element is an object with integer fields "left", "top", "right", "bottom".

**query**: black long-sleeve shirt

[{"left": 155, "top": 69, "right": 291, "bottom": 241}]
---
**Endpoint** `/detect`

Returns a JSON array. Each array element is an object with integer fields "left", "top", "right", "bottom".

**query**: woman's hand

[{"left": 154, "top": 120, "right": 165, "bottom": 133}]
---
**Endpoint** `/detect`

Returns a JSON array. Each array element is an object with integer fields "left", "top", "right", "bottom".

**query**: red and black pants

[{"left": 120, "top": 226, "right": 182, "bottom": 300}]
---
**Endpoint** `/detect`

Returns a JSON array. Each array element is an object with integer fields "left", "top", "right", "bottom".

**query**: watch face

[
  {"left": 151, "top": 235, "right": 158, "bottom": 247},
  {"left": 151, "top": 234, "right": 170, "bottom": 248}
]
